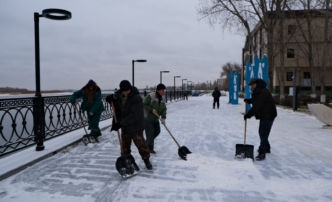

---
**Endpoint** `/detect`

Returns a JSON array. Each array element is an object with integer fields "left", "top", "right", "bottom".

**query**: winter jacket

[
  {"left": 70, "top": 85, "right": 105, "bottom": 114},
  {"left": 245, "top": 79, "right": 277, "bottom": 120},
  {"left": 143, "top": 92, "right": 167, "bottom": 122},
  {"left": 111, "top": 86, "right": 145, "bottom": 136},
  {"left": 212, "top": 90, "right": 221, "bottom": 99}
]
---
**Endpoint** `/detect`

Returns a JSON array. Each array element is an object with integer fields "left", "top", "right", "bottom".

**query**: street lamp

[
  {"left": 132, "top": 59, "right": 147, "bottom": 86},
  {"left": 174, "top": 76, "right": 181, "bottom": 97},
  {"left": 187, "top": 81, "right": 191, "bottom": 90},
  {"left": 34, "top": 8, "right": 71, "bottom": 151},
  {"left": 182, "top": 79, "right": 187, "bottom": 91},
  {"left": 160, "top": 71, "right": 170, "bottom": 83}
]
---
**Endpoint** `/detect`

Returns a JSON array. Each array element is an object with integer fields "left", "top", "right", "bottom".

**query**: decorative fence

[{"left": 0, "top": 90, "right": 185, "bottom": 157}]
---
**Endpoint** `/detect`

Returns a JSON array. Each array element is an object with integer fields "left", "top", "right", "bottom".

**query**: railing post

[{"left": 33, "top": 96, "right": 45, "bottom": 151}]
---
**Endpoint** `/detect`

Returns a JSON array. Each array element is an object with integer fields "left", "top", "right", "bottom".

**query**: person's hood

[{"left": 256, "top": 79, "right": 267, "bottom": 89}]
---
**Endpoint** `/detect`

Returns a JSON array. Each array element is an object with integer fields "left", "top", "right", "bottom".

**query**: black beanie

[
  {"left": 87, "top": 79, "right": 95, "bottom": 86},
  {"left": 119, "top": 80, "right": 132, "bottom": 91},
  {"left": 156, "top": 84, "right": 166, "bottom": 91}
]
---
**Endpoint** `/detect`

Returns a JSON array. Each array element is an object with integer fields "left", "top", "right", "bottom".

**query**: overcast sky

[{"left": 0, "top": 0, "right": 244, "bottom": 91}]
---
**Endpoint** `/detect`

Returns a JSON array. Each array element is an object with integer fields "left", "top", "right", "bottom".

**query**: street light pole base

[{"left": 36, "top": 145, "right": 45, "bottom": 151}]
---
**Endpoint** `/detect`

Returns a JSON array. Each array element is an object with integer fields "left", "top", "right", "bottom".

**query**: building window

[
  {"left": 288, "top": 25, "right": 296, "bottom": 34},
  {"left": 287, "top": 49, "right": 295, "bottom": 58},
  {"left": 286, "top": 72, "right": 293, "bottom": 81},
  {"left": 304, "top": 72, "right": 311, "bottom": 79}
]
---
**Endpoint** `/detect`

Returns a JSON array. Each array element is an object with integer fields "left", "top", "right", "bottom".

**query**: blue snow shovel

[{"left": 153, "top": 111, "right": 192, "bottom": 161}]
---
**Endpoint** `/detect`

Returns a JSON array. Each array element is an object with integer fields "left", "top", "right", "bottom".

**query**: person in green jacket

[
  {"left": 143, "top": 84, "right": 167, "bottom": 154},
  {"left": 70, "top": 79, "right": 105, "bottom": 139}
]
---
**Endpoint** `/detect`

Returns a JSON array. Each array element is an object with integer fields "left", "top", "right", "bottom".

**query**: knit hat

[
  {"left": 156, "top": 84, "right": 166, "bottom": 91},
  {"left": 248, "top": 78, "right": 258, "bottom": 85},
  {"left": 87, "top": 79, "right": 95, "bottom": 86},
  {"left": 119, "top": 80, "right": 132, "bottom": 91}
]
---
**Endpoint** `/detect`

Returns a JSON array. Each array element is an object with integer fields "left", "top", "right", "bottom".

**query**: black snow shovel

[
  {"left": 73, "top": 104, "right": 98, "bottom": 145},
  {"left": 111, "top": 103, "right": 139, "bottom": 178},
  {"left": 235, "top": 119, "right": 254, "bottom": 161},
  {"left": 153, "top": 111, "right": 191, "bottom": 161}
]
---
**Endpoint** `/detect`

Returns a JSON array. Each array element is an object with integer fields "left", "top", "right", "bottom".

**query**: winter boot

[
  {"left": 257, "top": 149, "right": 270, "bottom": 153},
  {"left": 149, "top": 149, "right": 156, "bottom": 154},
  {"left": 143, "top": 158, "right": 153, "bottom": 170},
  {"left": 255, "top": 152, "right": 266, "bottom": 161}
]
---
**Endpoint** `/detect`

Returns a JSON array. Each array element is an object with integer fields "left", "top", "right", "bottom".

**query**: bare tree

[
  {"left": 220, "top": 62, "right": 241, "bottom": 90},
  {"left": 198, "top": 0, "right": 295, "bottom": 94},
  {"left": 320, "top": 0, "right": 331, "bottom": 101}
]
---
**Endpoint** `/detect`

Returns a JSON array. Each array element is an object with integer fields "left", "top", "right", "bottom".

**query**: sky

[
  {"left": 1, "top": 95, "right": 332, "bottom": 201},
  {"left": 0, "top": 0, "right": 244, "bottom": 91}
]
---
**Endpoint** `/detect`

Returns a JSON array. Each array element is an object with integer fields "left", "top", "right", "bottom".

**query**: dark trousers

[
  {"left": 213, "top": 98, "right": 220, "bottom": 108},
  {"left": 122, "top": 130, "right": 150, "bottom": 160},
  {"left": 87, "top": 113, "right": 101, "bottom": 136},
  {"left": 184, "top": 95, "right": 188, "bottom": 100},
  {"left": 144, "top": 119, "right": 161, "bottom": 150},
  {"left": 258, "top": 119, "right": 274, "bottom": 153}
]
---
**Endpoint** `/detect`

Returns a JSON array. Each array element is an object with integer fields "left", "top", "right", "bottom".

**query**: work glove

[
  {"left": 244, "top": 98, "right": 251, "bottom": 103},
  {"left": 106, "top": 94, "right": 116, "bottom": 103},
  {"left": 161, "top": 118, "right": 165, "bottom": 125},
  {"left": 89, "top": 112, "right": 93, "bottom": 116},
  {"left": 244, "top": 114, "right": 250, "bottom": 120},
  {"left": 152, "top": 109, "right": 158, "bottom": 116},
  {"left": 111, "top": 122, "right": 121, "bottom": 131}
]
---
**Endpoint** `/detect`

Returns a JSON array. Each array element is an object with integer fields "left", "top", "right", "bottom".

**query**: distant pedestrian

[
  {"left": 70, "top": 79, "right": 105, "bottom": 140},
  {"left": 212, "top": 87, "right": 221, "bottom": 109},
  {"left": 106, "top": 80, "right": 152, "bottom": 170},
  {"left": 143, "top": 84, "right": 167, "bottom": 154},
  {"left": 244, "top": 78, "right": 277, "bottom": 161},
  {"left": 183, "top": 90, "right": 188, "bottom": 100}
]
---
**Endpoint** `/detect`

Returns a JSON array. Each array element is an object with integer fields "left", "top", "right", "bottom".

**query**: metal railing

[{"left": 0, "top": 94, "right": 112, "bottom": 157}]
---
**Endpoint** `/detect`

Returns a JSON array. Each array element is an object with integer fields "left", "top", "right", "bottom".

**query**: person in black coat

[
  {"left": 212, "top": 87, "right": 222, "bottom": 109},
  {"left": 244, "top": 78, "right": 277, "bottom": 161},
  {"left": 106, "top": 80, "right": 152, "bottom": 170}
]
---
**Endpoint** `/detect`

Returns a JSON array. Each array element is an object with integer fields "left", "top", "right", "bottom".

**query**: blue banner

[
  {"left": 228, "top": 73, "right": 232, "bottom": 103},
  {"left": 245, "top": 55, "right": 269, "bottom": 112},
  {"left": 230, "top": 72, "right": 239, "bottom": 105}
]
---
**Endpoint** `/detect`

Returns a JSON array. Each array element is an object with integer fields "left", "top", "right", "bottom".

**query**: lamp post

[
  {"left": 182, "top": 79, "right": 187, "bottom": 91},
  {"left": 160, "top": 71, "right": 170, "bottom": 83},
  {"left": 34, "top": 8, "right": 71, "bottom": 151},
  {"left": 174, "top": 76, "right": 181, "bottom": 98},
  {"left": 291, "top": 67, "right": 299, "bottom": 111},
  {"left": 187, "top": 81, "right": 191, "bottom": 90},
  {"left": 132, "top": 59, "right": 147, "bottom": 86}
]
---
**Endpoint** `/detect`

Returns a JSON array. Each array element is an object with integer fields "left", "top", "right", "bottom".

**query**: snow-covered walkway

[{"left": 1, "top": 95, "right": 332, "bottom": 202}]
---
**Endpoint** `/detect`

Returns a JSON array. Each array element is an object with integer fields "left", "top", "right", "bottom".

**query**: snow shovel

[
  {"left": 153, "top": 111, "right": 191, "bottom": 161},
  {"left": 73, "top": 104, "right": 98, "bottom": 145},
  {"left": 235, "top": 119, "right": 254, "bottom": 161},
  {"left": 111, "top": 103, "right": 139, "bottom": 178}
]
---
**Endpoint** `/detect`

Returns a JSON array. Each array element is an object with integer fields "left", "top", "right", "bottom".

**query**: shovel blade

[
  {"left": 116, "top": 154, "right": 140, "bottom": 178},
  {"left": 180, "top": 146, "right": 192, "bottom": 154},
  {"left": 235, "top": 144, "right": 254, "bottom": 161},
  {"left": 178, "top": 148, "right": 187, "bottom": 161}
]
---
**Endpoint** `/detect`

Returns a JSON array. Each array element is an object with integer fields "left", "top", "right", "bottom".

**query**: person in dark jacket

[
  {"left": 106, "top": 80, "right": 152, "bottom": 170},
  {"left": 212, "top": 87, "right": 222, "bottom": 109},
  {"left": 244, "top": 78, "right": 277, "bottom": 161},
  {"left": 143, "top": 84, "right": 167, "bottom": 154},
  {"left": 70, "top": 79, "right": 105, "bottom": 139}
]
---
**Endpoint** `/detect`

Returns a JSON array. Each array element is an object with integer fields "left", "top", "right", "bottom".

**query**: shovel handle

[
  {"left": 110, "top": 102, "right": 123, "bottom": 154},
  {"left": 73, "top": 104, "right": 89, "bottom": 135},
  {"left": 153, "top": 111, "right": 181, "bottom": 148}
]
